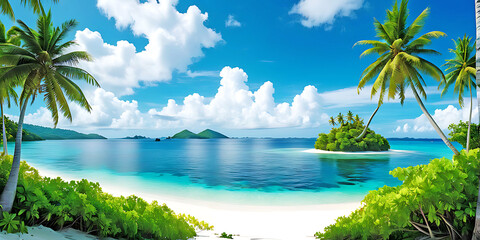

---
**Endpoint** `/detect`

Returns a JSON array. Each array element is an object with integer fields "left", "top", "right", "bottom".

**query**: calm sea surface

[{"left": 8, "top": 138, "right": 461, "bottom": 205}]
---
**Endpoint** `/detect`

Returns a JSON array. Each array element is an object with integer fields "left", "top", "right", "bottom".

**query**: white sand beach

[
  {"left": 12, "top": 166, "right": 361, "bottom": 240},
  {"left": 303, "top": 148, "right": 412, "bottom": 155}
]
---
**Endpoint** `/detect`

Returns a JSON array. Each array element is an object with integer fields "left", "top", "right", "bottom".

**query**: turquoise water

[{"left": 8, "top": 138, "right": 460, "bottom": 205}]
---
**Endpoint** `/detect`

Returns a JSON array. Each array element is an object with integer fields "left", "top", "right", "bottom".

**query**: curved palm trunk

[
  {"left": 411, "top": 86, "right": 460, "bottom": 156},
  {"left": 1, "top": 103, "right": 7, "bottom": 156},
  {"left": 467, "top": 87, "right": 473, "bottom": 153},
  {"left": 356, "top": 105, "right": 380, "bottom": 141},
  {"left": 0, "top": 98, "right": 28, "bottom": 213},
  {"left": 473, "top": 1, "right": 480, "bottom": 239}
]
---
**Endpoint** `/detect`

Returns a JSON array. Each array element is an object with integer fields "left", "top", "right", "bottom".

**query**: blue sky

[{"left": 1, "top": 0, "right": 477, "bottom": 138}]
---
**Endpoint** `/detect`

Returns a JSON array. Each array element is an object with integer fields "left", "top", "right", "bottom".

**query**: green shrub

[
  {"left": 315, "top": 122, "right": 389, "bottom": 152},
  {"left": 0, "top": 156, "right": 212, "bottom": 239},
  {"left": 315, "top": 149, "right": 480, "bottom": 239},
  {"left": 449, "top": 121, "right": 480, "bottom": 150}
]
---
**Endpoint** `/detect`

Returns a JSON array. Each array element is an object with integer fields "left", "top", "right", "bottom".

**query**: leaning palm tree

[
  {"left": 440, "top": 36, "right": 476, "bottom": 153},
  {"left": 0, "top": 21, "right": 20, "bottom": 155},
  {"left": 0, "top": 0, "right": 58, "bottom": 19},
  {"left": 473, "top": 1, "right": 480, "bottom": 238},
  {"left": 328, "top": 116, "right": 336, "bottom": 126},
  {"left": 355, "top": 0, "right": 459, "bottom": 155},
  {"left": 0, "top": 11, "right": 98, "bottom": 213}
]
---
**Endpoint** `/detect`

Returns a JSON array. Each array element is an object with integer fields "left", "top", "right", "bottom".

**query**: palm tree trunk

[
  {"left": 1, "top": 103, "right": 7, "bottom": 156},
  {"left": 0, "top": 97, "right": 28, "bottom": 213},
  {"left": 356, "top": 105, "right": 380, "bottom": 141},
  {"left": 411, "top": 86, "right": 460, "bottom": 156},
  {"left": 467, "top": 87, "right": 473, "bottom": 153},
  {"left": 473, "top": 1, "right": 480, "bottom": 239}
]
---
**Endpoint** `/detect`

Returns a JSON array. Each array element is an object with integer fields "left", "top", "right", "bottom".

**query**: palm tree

[
  {"left": 0, "top": 21, "right": 20, "bottom": 156},
  {"left": 336, "top": 113, "right": 345, "bottom": 126},
  {"left": 346, "top": 111, "right": 354, "bottom": 124},
  {"left": 472, "top": 1, "right": 480, "bottom": 238},
  {"left": 353, "top": 114, "right": 362, "bottom": 125},
  {"left": 328, "top": 116, "right": 336, "bottom": 126},
  {"left": 0, "top": 0, "right": 58, "bottom": 19},
  {"left": 355, "top": 0, "right": 459, "bottom": 155},
  {"left": 440, "top": 36, "right": 476, "bottom": 153},
  {"left": 0, "top": 11, "right": 98, "bottom": 213}
]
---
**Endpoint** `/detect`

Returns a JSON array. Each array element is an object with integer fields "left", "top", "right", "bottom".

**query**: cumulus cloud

[
  {"left": 395, "top": 103, "right": 479, "bottom": 133},
  {"left": 74, "top": 0, "right": 222, "bottom": 95},
  {"left": 289, "top": 0, "right": 364, "bottom": 28},
  {"left": 16, "top": 67, "right": 329, "bottom": 130},
  {"left": 148, "top": 66, "right": 329, "bottom": 129},
  {"left": 225, "top": 15, "right": 241, "bottom": 27}
]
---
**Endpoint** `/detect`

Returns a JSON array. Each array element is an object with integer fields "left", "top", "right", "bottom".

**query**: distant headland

[{"left": 171, "top": 129, "right": 228, "bottom": 139}]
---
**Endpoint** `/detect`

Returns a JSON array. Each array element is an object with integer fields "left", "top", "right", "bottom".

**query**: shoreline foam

[{"left": 302, "top": 148, "right": 413, "bottom": 155}]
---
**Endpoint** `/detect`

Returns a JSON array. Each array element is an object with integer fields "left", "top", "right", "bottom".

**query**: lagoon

[{"left": 10, "top": 138, "right": 459, "bottom": 206}]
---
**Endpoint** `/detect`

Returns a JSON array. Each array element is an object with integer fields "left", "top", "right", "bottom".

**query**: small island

[
  {"left": 122, "top": 135, "right": 150, "bottom": 140},
  {"left": 172, "top": 129, "right": 228, "bottom": 139},
  {"left": 315, "top": 112, "right": 390, "bottom": 152}
]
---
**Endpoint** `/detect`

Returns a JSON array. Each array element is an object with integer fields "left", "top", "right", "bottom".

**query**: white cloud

[
  {"left": 148, "top": 66, "right": 329, "bottom": 129},
  {"left": 395, "top": 103, "right": 479, "bottom": 133},
  {"left": 225, "top": 15, "right": 241, "bottom": 27},
  {"left": 74, "top": 0, "right": 222, "bottom": 96},
  {"left": 186, "top": 70, "right": 220, "bottom": 78},
  {"left": 17, "top": 67, "right": 329, "bottom": 131},
  {"left": 319, "top": 85, "right": 440, "bottom": 109},
  {"left": 290, "top": 0, "right": 364, "bottom": 28}
]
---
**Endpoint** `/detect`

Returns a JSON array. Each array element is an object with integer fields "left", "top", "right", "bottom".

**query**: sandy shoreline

[
  {"left": 303, "top": 148, "right": 412, "bottom": 155},
  {"left": 24, "top": 164, "right": 361, "bottom": 240}
]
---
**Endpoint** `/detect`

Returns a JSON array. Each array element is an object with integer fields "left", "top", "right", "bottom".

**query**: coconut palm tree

[
  {"left": 0, "top": 0, "right": 58, "bottom": 19},
  {"left": 472, "top": 1, "right": 480, "bottom": 238},
  {"left": 354, "top": 0, "right": 459, "bottom": 155},
  {"left": 336, "top": 113, "right": 345, "bottom": 126},
  {"left": 346, "top": 111, "right": 354, "bottom": 124},
  {"left": 328, "top": 116, "right": 336, "bottom": 126},
  {"left": 0, "top": 21, "right": 20, "bottom": 156},
  {"left": 0, "top": 11, "right": 98, "bottom": 213},
  {"left": 440, "top": 36, "right": 476, "bottom": 153}
]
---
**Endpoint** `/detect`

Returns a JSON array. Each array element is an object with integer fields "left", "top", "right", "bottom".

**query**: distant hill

[
  {"left": 123, "top": 135, "right": 149, "bottom": 139},
  {"left": 197, "top": 129, "right": 228, "bottom": 139},
  {"left": 172, "top": 130, "right": 198, "bottom": 139},
  {"left": 23, "top": 124, "right": 106, "bottom": 140},
  {"left": 172, "top": 129, "right": 228, "bottom": 139},
  {"left": 1, "top": 117, "right": 43, "bottom": 141}
]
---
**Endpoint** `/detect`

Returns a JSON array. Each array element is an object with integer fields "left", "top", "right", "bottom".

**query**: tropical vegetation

[
  {"left": 316, "top": 149, "right": 480, "bottom": 239},
  {"left": 0, "top": 11, "right": 99, "bottom": 213},
  {"left": 0, "top": 155, "right": 212, "bottom": 238},
  {"left": 354, "top": 0, "right": 459, "bottom": 155},
  {"left": 315, "top": 112, "right": 390, "bottom": 152},
  {"left": 449, "top": 121, "right": 480, "bottom": 150},
  {"left": 440, "top": 35, "right": 476, "bottom": 152},
  {"left": 0, "top": 116, "right": 42, "bottom": 142}
]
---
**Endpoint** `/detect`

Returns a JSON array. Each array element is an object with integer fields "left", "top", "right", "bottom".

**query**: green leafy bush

[
  {"left": 314, "top": 121, "right": 390, "bottom": 152},
  {"left": 220, "top": 232, "right": 233, "bottom": 239},
  {"left": 315, "top": 149, "right": 480, "bottom": 239},
  {"left": 0, "top": 156, "right": 212, "bottom": 239},
  {"left": 448, "top": 121, "right": 480, "bottom": 150}
]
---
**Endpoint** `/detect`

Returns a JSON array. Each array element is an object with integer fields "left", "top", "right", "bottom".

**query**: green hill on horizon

[
  {"left": 0, "top": 117, "right": 43, "bottom": 142},
  {"left": 23, "top": 124, "right": 106, "bottom": 140},
  {"left": 172, "top": 129, "right": 228, "bottom": 139}
]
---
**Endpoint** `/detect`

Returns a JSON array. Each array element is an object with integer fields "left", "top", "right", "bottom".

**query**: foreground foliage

[
  {"left": 315, "top": 112, "right": 390, "bottom": 152},
  {"left": 316, "top": 149, "right": 480, "bottom": 239},
  {"left": 0, "top": 156, "right": 212, "bottom": 239},
  {"left": 449, "top": 121, "right": 480, "bottom": 150}
]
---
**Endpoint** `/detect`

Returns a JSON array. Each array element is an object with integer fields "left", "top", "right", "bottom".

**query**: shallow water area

[{"left": 12, "top": 138, "right": 459, "bottom": 206}]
